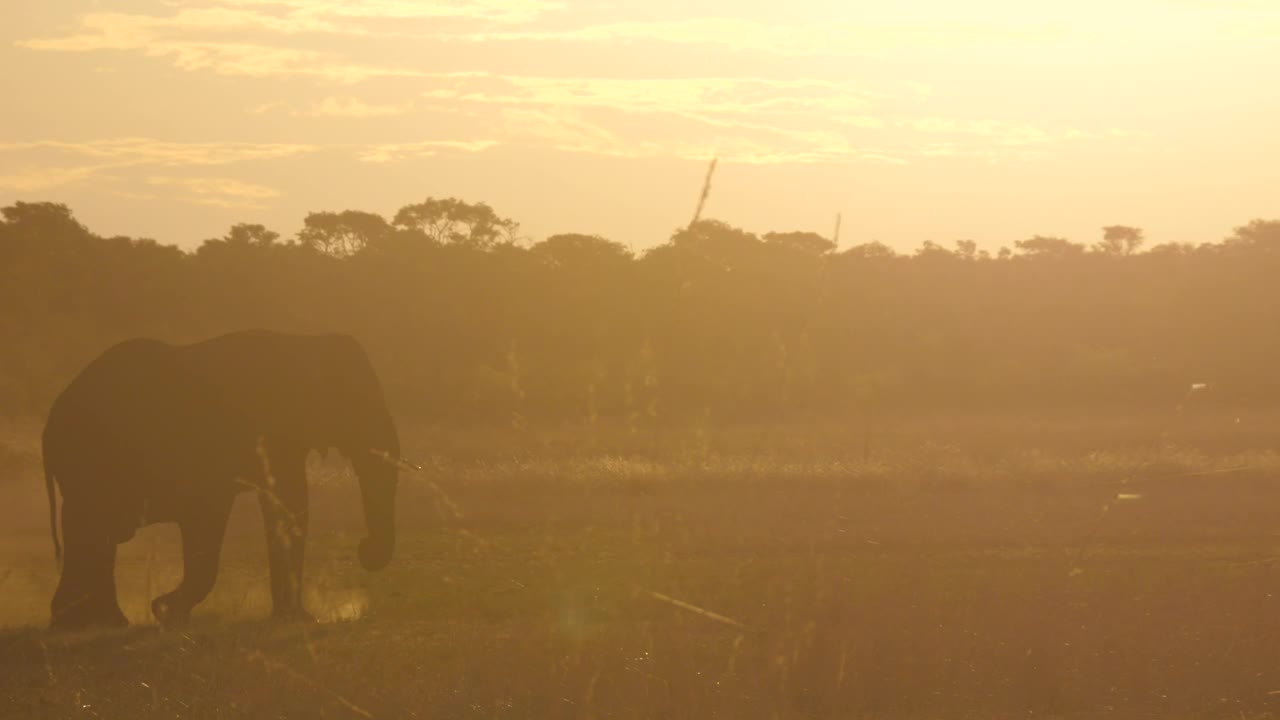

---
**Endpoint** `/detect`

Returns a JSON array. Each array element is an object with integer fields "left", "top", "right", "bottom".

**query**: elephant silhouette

[{"left": 42, "top": 330, "right": 402, "bottom": 629}]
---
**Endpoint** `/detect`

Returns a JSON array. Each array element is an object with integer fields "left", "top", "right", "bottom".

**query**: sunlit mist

[{"left": 4, "top": 2, "right": 1280, "bottom": 718}]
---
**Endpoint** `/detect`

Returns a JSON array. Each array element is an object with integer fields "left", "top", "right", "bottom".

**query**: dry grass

[{"left": 4, "top": 414, "right": 1280, "bottom": 718}]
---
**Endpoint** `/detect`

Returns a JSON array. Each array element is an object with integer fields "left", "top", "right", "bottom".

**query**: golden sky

[{"left": 2, "top": 1, "right": 1278, "bottom": 251}]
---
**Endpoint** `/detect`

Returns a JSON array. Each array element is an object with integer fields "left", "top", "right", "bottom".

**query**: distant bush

[{"left": 4, "top": 200, "right": 1279, "bottom": 424}]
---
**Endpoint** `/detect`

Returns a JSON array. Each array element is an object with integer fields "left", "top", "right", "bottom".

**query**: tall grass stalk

[{"left": 689, "top": 157, "right": 718, "bottom": 229}]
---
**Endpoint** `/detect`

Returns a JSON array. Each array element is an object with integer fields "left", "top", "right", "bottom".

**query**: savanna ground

[{"left": 5, "top": 413, "right": 1280, "bottom": 719}]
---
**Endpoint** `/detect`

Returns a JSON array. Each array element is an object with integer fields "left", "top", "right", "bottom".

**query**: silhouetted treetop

[
  {"left": 840, "top": 241, "right": 897, "bottom": 260},
  {"left": 7, "top": 199, "right": 1280, "bottom": 421},
  {"left": 1225, "top": 219, "right": 1280, "bottom": 251},
  {"left": 224, "top": 224, "right": 282, "bottom": 247},
  {"left": 392, "top": 197, "right": 518, "bottom": 249},
  {"left": 196, "top": 223, "right": 289, "bottom": 259},
  {"left": 669, "top": 219, "right": 764, "bottom": 269},
  {"left": 1015, "top": 235, "right": 1086, "bottom": 258},
  {"left": 533, "top": 233, "right": 632, "bottom": 269},
  {"left": 1096, "top": 225, "right": 1145, "bottom": 256},
  {"left": 954, "top": 240, "right": 981, "bottom": 260},
  {"left": 0, "top": 201, "right": 93, "bottom": 257},
  {"left": 298, "top": 210, "right": 392, "bottom": 258},
  {"left": 1, "top": 201, "right": 86, "bottom": 234},
  {"left": 763, "top": 231, "right": 836, "bottom": 256},
  {"left": 915, "top": 240, "right": 957, "bottom": 261}
]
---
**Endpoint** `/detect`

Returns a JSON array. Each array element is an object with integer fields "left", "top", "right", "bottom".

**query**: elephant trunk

[{"left": 350, "top": 427, "right": 399, "bottom": 572}]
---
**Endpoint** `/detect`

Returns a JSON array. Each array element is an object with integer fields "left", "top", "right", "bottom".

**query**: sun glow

[{"left": 2, "top": 0, "right": 1278, "bottom": 249}]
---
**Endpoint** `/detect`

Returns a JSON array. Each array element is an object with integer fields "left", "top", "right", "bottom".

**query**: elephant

[{"left": 42, "top": 330, "right": 402, "bottom": 630}]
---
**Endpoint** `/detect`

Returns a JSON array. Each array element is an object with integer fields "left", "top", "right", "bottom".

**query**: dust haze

[{"left": 6, "top": 1, "right": 1280, "bottom": 718}]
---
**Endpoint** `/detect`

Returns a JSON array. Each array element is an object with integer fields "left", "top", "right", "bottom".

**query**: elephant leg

[
  {"left": 152, "top": 495, "right": 234, "bottom": 626},
  {"left": 51, "top": 501, "right": 127, "bottom": 630},
  {"left": 259, "top": 459, "right": 312, "bottom": 622}
]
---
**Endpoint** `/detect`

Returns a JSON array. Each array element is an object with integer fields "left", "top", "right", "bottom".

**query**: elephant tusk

[{"left": 368, "top": 448, "right": 423, "bottom": 472}]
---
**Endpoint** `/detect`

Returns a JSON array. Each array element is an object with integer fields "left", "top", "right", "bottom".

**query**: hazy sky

[{"left": 2, "top": 1, "right": 1278, "bottom": 252}]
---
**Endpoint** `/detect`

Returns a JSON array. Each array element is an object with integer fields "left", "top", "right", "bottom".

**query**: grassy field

[{"left": 5, "top": 414, "right": 1280, "bottom": 718}]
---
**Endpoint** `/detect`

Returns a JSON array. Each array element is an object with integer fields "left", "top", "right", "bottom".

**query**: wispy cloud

[
  {"left": 0, "top": 166, "right": 105, "bottom": 192},
  {"left": 10, "top": 2, "right": 1133, "bottom": 171},
  {"left": 911, "top": 118, "right": 1054, "bottom": 146},
  {"left": 0, "top": 139, "right": 317, "bottom": 166},
  {"left": 0, "top": 136, "right": 501, "bottom": 169},
  {"left": 447, "top": 5, "right": 1280, "bottom": 62},
  {"left": 22, "top": 40, "right": 421, "bottom": 84},
  {"left": 146, "top": 176, "right": 282, "bottom": 208},
  {"left": 906, "top": 120, "right": 1130, "bottom": 161},
  {"left": 218, "top": 0, "right": 564, "bottom": 25},
  {"left": 422, "top": 73, "right": 877, "bottom": 117},
  {"left": 499, "top": 108, "right": 627, "bottom": 156},
  {"left": 458, "top": 18, "right": 824, "bottom": 55},
  {"left": 498, "top": 107, "right": 904, "bottom": 165},
  {"left": 246, "top": 97, "right": 420, "bottom": 118},
  {"left": 18, "top": 10, "right": 424, "bottom": 82},
  {"left": 456, "top": 16, "right": 1069, "bottom": 58},
  {"left": 305, "top": 97, "right": 414, "bottom": 118},
  {"left": 358, "top": 139, "right": 500, "bottom": 162},
  {"left": 422, "top": 73, "right": 1110, "bottom": 165},
  {"left": 0, "top": 139, "right": 317, "bottom": 195},
  {"left": 18, "top": 0, "right": 568, "bottom": 82},
  {"left": 23, "top": 0, "right": 565, "bottom": 44}
]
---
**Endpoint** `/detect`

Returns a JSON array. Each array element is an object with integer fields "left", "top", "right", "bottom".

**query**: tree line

[{"left": 3, "top": 199, "right": 1278, "bottom": 425}]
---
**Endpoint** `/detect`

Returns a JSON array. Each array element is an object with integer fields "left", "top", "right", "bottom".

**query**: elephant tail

[{"left": 45, "top": 464, "right": 61, "bottom": 565}]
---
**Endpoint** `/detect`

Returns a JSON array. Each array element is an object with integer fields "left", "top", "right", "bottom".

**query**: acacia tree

[
  {"left": 1095, "top": 225, "right": 1145, "bottom": 255},
  {"left": 954, "top": 239, "right": 982, "bottom": 260},
  {"left": 763, "top": 231, "right": 836, "bottom": 256},
  {"left": 532, "top": 233, "right": 632, "bottom": 268},
  {"left": 298, "top": 210, "right": 391, "bottom": 257},
  {"left": 669, "top": 219, "right": 766, "bottom": 270},
  {"left": 915, "top": 240, "right": 956, "bottom": 261},
  {"left": 1015, "top": 235, "right": 1086, "bottom": 258},
  {"left": 841, "top": 241, "right": 897, "bottom": 260},
  {"left": 223, "top": 223, "right": 281, "bottom": 247},
  {"left": 1224, "top": 219, "right": 1280, "bottom": 251},
  {"left": 393, "top": 197, "right": 519, "bottom": 249},
  {"left": 197, "top": 223, "right": 283, "bottom": 257},
  {"left": 0, "top": 201, "right": 93, "bottom": 258}
]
